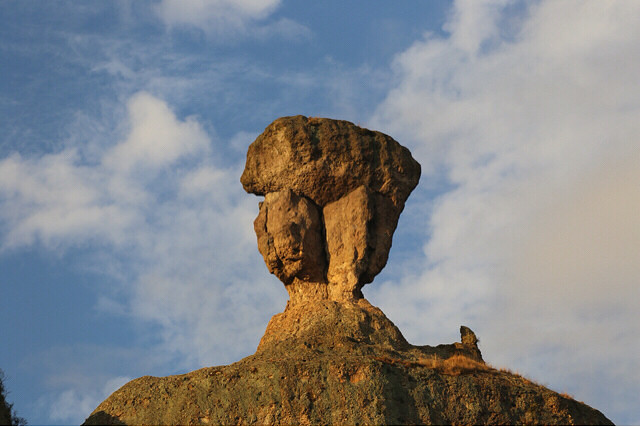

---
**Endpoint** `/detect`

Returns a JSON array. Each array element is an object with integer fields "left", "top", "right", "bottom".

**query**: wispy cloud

[
  {"left": 0, "top": 92, "right": 210, "bottom": 249},
  {"left": 154, "top": 0, "right": 310, "bottom": 41},
  {"left": 0, "top": 92, "right": 284, "bottom": 422},
  {"left": 371, "top": 0, "right": 640, "bottom": 423},
  {"left": 155, "top": 0, "right": 279, "bottom": 29},
  {"left": 48, "top": 376, "right": 131, "bottom": 423},
  {"left": 24, "top": 342, "right": 156, "bottom": 424}
]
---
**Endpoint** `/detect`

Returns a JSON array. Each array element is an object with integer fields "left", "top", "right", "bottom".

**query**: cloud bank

[{"left": 371, "top": 0, "right": 640, "bottom": 423}]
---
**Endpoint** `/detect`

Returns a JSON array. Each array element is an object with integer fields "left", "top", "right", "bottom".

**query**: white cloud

[
  {"left": 102, "top": 92, "right": 210, "bottom": 173},
  {"left": 0, "top": 150, "right": 140, "bottom": 248},
  {"left": 29, "top": 343, "right": 142, "bottom": 424},
  {"left": 156, "top": 0, "right": 274, "bottom": 25},
  {"left": 443, "top": 0, "right": 511, "bottom": 54},
  {"left": 49, "top": 389, "right": 98, "bottom": 422},
  {"left": 156, "top": 0, "right": 279, "bottom": 27},
  {"left": 252, "top": 17, "right": 311, "bottom": 41},
  {"left": 0, "top": 92, "right": 210, "bottom": 249},
  {"left": 371, "top": 0, "right": 640, "bottom": 423},
  {"left": 154, "top": 0, "right": 306, "bottom": 40},
  {"left": 0, "top": 91, "right": 284, "bottom": 373},
  {"left": 48, "top": 376, "right": 131, "bottom": 423}
]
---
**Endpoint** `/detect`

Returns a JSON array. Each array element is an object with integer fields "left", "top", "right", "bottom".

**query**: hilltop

[{"left": 84, "top": 117, "right": 611, "bottom": 425}]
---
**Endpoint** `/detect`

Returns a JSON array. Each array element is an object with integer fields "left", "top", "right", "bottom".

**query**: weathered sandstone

[
  {"left": 240, "top": 116, "right": 421, "bottom": 209},
  {"left": 243, "top": 116, "right": 420, "bottom": 302},
  {"left": 254, "top": 189, "right": 325, "bottom": 284},
  {"left": 324, "top": 185, "right": 398, "bottom": 292}
]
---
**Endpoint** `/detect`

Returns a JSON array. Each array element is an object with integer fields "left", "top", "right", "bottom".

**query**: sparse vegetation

[
  {"left": 416, "top": 354, "right": 491, "bottom": 375},
  {"left": 372, "top": 353, "right": 548, "bottom": 380},
  {"left": 0, "top": 370, "right": 26, "bottom": 426},
  {"left": 373, "top": 353, "right": 491, "bottom": 375}
]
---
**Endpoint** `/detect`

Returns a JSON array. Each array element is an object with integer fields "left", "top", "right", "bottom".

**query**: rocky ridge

[{"left": 84, "top": 117, "right": 612, "bottom": 425}]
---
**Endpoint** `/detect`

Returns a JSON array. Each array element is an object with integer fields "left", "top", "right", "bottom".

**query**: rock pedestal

[{"left": 242, "top": 116, "right": 421, "bottom": 303}]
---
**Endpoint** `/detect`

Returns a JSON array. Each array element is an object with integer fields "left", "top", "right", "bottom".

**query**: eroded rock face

[
  {"left": 241, "top": 116, "right": 421, "bottom": 209},
  {"left": 84, "top": 306, "right": 613, "bottom": 426},
  {"left": 254, "top": 189, "right": 326, "bottom": 284},
  {"left": 243, "top": 116, "right": 421, "bottom": 303},
  {"left": 324, "top": 185, "right": 398, "bottom": 290},
  {"left": 460, "top": 325, "right": 483, "bottom": 361}
]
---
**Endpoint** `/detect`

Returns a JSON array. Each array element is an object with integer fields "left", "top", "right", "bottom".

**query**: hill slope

[{"left": 84, "top": 300, "right": 612, "bottom": 425}]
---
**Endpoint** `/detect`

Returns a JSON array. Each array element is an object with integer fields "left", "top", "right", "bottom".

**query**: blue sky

[{"left": 1, "top": 1, "right": 639, "bottom": 425}]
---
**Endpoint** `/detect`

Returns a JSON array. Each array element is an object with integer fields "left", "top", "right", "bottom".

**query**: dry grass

[
  {"left": 370, "top": 353, "right": 587, "bottom": 406},
  {"left": 498, "top": 367, "right": 536, "bottom": 385},
  {"left": 417, "top": 354, "right": 491, "bottom": 375},
  {"left": 372, "top": 354, "right": 491, "bottom": 376},
  {"left": 372, "top": 354, "right": 557, "bottom": 390}
]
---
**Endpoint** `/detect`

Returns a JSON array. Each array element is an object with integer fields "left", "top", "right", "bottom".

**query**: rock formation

[
  {"left": 242, "top": 115, "right": 420, "bottom": 303},
  {"left": 84, "top": 116, "right": 612, "bottom": 426}
]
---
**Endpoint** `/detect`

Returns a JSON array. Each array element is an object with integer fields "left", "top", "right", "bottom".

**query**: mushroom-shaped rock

[{"left": 243, "top": 116, "right": 421, "bottom": 303}]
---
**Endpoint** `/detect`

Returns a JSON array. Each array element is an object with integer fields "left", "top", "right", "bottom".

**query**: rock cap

[{"left": 241, "top": 115, "right": 421, "bottom": 209}]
